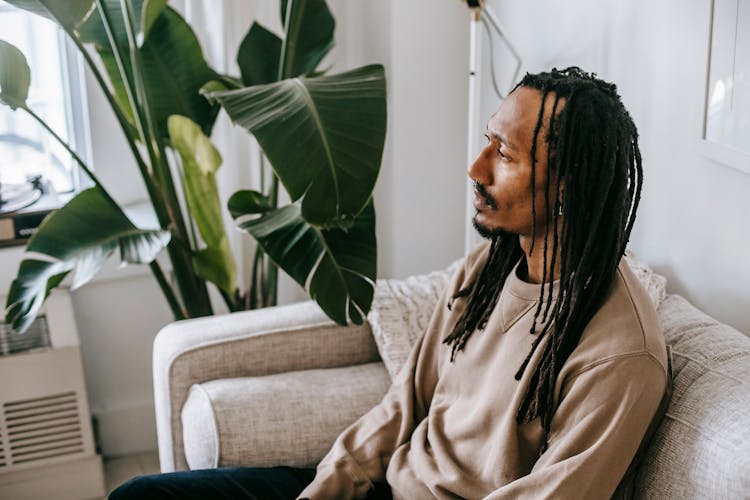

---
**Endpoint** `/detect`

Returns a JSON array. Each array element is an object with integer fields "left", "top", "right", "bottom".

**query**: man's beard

[
  {"left": 472, "top": 180, "right": 506, "bottom": 240},
  {"left": 472, "top": 214, "right": 509, "bottom": 240}
]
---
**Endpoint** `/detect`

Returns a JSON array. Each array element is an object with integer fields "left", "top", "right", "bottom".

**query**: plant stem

[
  {"left": 72, "top": 39, "right": 155, "bottom": 187},
  {"left": 265, "top": 255, "right": 278, "bottom": 307},
  {"left": 95, "top": 0, "right": 211, "bottom": 318},
  {"left": 118, "top": 0, "right": 212, "bottom": 316},
  {"left": 95, "top": 0, "right": 156, "bottom": 174},
  {"left": 150, "top": 261, "right": 186, "bottom": 319},
  {"left": 278, "top": 0, "right": 294, "bottom": 81},
  {"left": 98, "top": 0, "right": 188, "bottom": 244},
  {"left": 23, "top": 107, "right": 102, "bottom": 189},
  {"left": 69, "top": 30, "right": 179, "bottom": 283},
  {"left": 118, "top": 0, "right": 193, "bottom": 248},
  {"left": 219, "top": 289, "right": 238, "bottom": 313},
  {"left": 265, "top": 175, "right": 279, "bottom": 306},
  {"left": 265, "top": 0, "right": 292, "bottom": 306},
  {"left": 248, "top": 245, "right": 263, "bottom": 309}
]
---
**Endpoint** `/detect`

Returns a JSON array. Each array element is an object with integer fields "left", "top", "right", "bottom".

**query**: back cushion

[{"left": 634, "top": 294, "right": 750, "bottom": 498}]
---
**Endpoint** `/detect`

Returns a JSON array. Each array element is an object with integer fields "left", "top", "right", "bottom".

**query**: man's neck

[{"left": 518, "top": 234, "right": 561, "bottom": 285}]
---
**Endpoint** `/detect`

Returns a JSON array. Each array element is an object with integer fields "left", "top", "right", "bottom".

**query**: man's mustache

[{"left": 473, "top": 180, "right": 497, "bottom": 209}]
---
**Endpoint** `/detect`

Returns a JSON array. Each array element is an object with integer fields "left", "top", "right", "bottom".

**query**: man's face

[{"left": 469, "top": 87, "right": 560, "bottom": 239}]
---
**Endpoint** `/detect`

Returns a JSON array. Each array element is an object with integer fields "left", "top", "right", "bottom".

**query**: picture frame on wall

[{"left": 700, "top": 0, "right": 750, "bottom": 175}]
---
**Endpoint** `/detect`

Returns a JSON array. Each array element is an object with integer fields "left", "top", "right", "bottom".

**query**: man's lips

[
  {"left": 473, "top": 186, "right": 497, "bottom": 210},
  {"left": 473, "top": 190, "right": 487, "bottom": 210}
]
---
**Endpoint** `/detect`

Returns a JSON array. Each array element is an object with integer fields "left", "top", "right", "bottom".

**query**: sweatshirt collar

[{"left": 505, "top": 258, "right": 561, "bottom": 302}]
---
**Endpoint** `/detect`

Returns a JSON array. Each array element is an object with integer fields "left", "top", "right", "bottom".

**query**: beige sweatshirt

[{"left": 298, "top": 243, "right": 668, "bottom": 500}]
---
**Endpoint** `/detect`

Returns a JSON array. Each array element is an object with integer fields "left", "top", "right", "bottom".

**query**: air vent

[
  {"left": 0, "top": 315, "right": 51, "bottom": 355},
  {"left": 3, "top": 391, "right": 84, "bottom": 466}
]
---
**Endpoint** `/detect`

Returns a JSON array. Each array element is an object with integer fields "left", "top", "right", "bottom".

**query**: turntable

[{"left": 0, "top": 176, "right": 61, "bottom": 247}]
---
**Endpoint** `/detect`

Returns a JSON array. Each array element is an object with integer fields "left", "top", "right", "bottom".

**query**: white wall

[
  {"left": 366, "top": 0, "right": 470, "bottom": 278},
  {"left": 480, "top": 0, "right": 750, "bottom": 335}
]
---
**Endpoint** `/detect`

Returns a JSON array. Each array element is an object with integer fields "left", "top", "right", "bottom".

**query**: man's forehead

[{"left": 487, "top": 88, "right": 560, "bottom": 149}]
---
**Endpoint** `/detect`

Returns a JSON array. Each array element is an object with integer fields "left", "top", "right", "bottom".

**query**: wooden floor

[{"left": 102, "top": 451, "right": 160, "bottom": 497}]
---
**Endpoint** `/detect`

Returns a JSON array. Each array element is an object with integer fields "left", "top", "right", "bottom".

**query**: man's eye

[
  {"left": 498, "top": 148, "right": 507, "bottom": 159},
  {"left": 484, "top": 133, "right": 491, "bottom": 143}
]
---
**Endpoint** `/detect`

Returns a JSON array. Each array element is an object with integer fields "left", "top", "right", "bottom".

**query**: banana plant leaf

[
  {"left": 168, "top": 115, "right": 236, "bottom": 297},
  {"left": 227, "top": 190, "right": 273, "bottom": 219},
  {"left": 79, "top": 2, "right": 220, "bottom": 139},
  {"left": 236, "top": 0, "right": 334, "bottom": 86},
  {"left": 137, "top": 0, "right": 167, "bottom": 45},
  {"left": 205, "top": 64, "right": 386, "bottom": 228},
  {"left": 0, "top": 40, "right": 30, "bottom": 110},
  {"left": 279, "top": 0, "right": 335, "bottom": 79},
  {"left": 76, "top": 0, "right": 144, "bottom": 47},
  {"left": 6, "top": 260, "right": 72, "bottom": 334},
  {"left": 236, "top": 202, "right": 376, "bottom": 325},
  {"left": 236, "top": 23, "right": 282, "bottom": 86},
  {"left": 3, "top": 0, "right": 93, "bottom": 34},
  {"left": 4, "top": 187, "right": 170, "bottom": 332}
]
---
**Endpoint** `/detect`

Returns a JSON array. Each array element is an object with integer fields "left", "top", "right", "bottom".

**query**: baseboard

[{"left": 93, "top": 402, "right": 158, "bottom": 457}]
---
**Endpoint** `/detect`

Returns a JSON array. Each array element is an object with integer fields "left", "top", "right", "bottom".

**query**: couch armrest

[{"left": 153, "top": 300, "right": 380, "bottom": 472}]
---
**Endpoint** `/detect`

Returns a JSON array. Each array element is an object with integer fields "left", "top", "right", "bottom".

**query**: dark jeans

[{"left": 108, "top": 466, "right": 393, "bottom": 500}]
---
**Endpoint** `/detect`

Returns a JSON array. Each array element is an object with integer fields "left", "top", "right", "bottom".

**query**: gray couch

[{"left": 153, "top": 273, "right": 750, "bottom": 498}]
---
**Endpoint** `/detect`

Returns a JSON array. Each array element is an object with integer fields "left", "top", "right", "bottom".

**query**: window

[{"left": 0, "top": 0, "right": 89, "bottom": 201}]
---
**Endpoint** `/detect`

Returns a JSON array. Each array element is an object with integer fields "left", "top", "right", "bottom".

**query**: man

[{"left": 110, "top": 67, "right": 668, "bottom": 499}]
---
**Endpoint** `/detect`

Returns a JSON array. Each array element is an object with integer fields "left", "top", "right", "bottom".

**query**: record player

[{"left": 0, "top": 176, "right": 61, "bottom": 247}]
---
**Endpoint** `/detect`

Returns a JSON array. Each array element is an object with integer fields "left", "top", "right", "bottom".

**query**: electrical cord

[{"left": 482, "top": 15, "right": 507, "bottom": 100}]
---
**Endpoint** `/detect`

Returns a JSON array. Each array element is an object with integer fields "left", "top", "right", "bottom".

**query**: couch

[{"left": 153, "top": 260, "right": 750, "bottom": 498}]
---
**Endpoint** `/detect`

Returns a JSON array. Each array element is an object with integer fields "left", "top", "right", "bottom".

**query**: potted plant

[{"left": 0, "top": 0, "right": 386, "bottom": 331}]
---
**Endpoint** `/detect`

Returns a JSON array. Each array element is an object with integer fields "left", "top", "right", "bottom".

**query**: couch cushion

[
  {"left": 634, "top": 294, "right": 750, "bottom": 498},
  {"left": 368, "top": 261, "right": 460, "bottom": 379},
  {"left": 623, "top": 252, "right": 667, "bottom": 308},
  {"left": 181, "top": 362, "right": 391, "bottom": 470}
]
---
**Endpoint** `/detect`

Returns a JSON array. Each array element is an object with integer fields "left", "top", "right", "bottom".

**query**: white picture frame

[{"left": 700, "top": 0, "right": 750, "bottom": 175}]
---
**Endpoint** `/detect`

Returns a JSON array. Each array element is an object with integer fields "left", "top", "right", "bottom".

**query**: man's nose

[{"left": 468, "top": 146, "right": 492, "bottom": 186}]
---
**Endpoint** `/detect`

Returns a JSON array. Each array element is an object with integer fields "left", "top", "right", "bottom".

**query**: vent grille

[
  {"left": 3, "top": 391, "right": 84, "bottom": 466},
  {"left": 0, "top": 315, "right": 51, "bottom": 355}
]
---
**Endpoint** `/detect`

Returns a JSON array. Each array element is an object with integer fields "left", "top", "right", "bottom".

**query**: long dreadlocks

[{"left": 442, "top": 67, "right": 643, "bottom": 447}]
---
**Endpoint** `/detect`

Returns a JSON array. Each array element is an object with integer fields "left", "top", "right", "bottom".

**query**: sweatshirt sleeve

[
  {"left": 482, "top": 353, "right": 668, "bottom": 500},
  {"left": 297, "top": 262, "right": 468, "bottom": 500}
]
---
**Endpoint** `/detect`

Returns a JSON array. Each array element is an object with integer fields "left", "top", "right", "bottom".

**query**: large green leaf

[
  {"left": 237, "top": 202, "right": 376, "bottom": 325},
  {"left": 130, "top": 7, "right": 220, "bottom": 138},
  {"left": 3, "top": 0, "right": 94, "bottom": 34},
  {"left": 81, "top": 3, "right": 220, "bottom": 139},
  {"left": 236, "top": 22, "right": 282, "bottom": 86},
  {"left": 227, "top": 190, "right": 273, "bottom": 219},
  {"left": 168, "top": 115, "right": 236, "bottom": 297},
  {"left": 279, "top": 0, "right": 334, "bottom": 79},
  {"left": 236, "top": 0, "right": 334, "bottom": 86},
  {"left": 5, "top": 260, "right": 71, "bottom": 334},
  {"left": 0, "top": 40, "right": 30, "bottom": 110},
  {"left": 138, "top": 0, "right": 167, "bottom": 46},
  {"left": 76, "top": 0, "right": 143, "bottom": 47},
  {"left": 4, "top": 187, "right": 170, "bottom": 332},
  {"left": 206, "top": 64, "right": 386, "bottom": 228}
]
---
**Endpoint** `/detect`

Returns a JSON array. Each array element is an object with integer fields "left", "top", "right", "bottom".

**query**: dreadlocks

[{"left": 442, "top": 67, "right": 643, "bottom": 448}]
